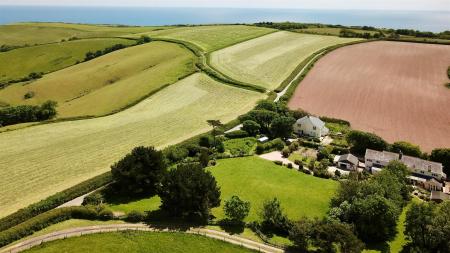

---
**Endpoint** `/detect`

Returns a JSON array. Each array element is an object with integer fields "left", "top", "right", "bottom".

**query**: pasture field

[
  {"left": 106, "top": 156, "right": 337, "bottom": 222},
  {"left": 0, "top": 73, "right": 264, "bottom": 218},
  {"left": 0, "top": 38, "right": 135, "bottom": 83},
  {"left": 0, "top": 41, "right": 195, "bottom": 118},
  {"left": 288, "top": 41, "right": 450, "bottom": 152},
  {"left": 210, "top": 31, "right": 360, "bottom": 90},
  {"left": 209, "top": 156, "right": 338, "bottom": 221},
  {"left": 0, "top": 23, "right": 162, "bottom": 46},
  {"left": 24, "top": 232, "right": 254, "bottom": 253},
  {"left": 128, "top": 25, "right": 276, "bottom": 52}
]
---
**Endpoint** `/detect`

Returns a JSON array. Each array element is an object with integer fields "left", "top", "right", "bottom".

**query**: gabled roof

[
  {"left": 401, "top": 155, "right": 445, "bottom": 176},
  {"left": 338, "top": 154, "right": 359, "bottom": 165},
  {"left": 365, "top": 149, "right": 399, "bottom": 163},
  {"left": 296, "top": 116, "right": 325, "bottom": 128}
]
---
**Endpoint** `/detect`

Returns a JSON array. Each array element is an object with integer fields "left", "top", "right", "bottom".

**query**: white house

[
  {"left": 334, "top": 154, "right": 359, "bottom": 171},
  {"left": 293, "top": 116, "right": 329, "bottom": 138}
]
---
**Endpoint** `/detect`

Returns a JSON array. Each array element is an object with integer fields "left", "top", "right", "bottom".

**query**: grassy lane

[
  {"left": 23, "top": 231, "right": 255, "bottom": 253},
  {"left": 0, "top": 38, "right": 136, "bottom": 83},
  {"left": 210, "top": 31, "right": 360, "bottom": 90},
  {"left": 127, "top": 25, "right": 276, "bottom": 52},
  {"left": 0, "top": 41, "right": 195, "bottom": 118},
  {"left": 0, "top": 73, "right": 264, "bottom": 218}
]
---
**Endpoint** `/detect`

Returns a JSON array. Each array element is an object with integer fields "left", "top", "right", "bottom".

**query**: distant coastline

[{"left": 0, "top": 6, "right": 449, "bottom": 32}]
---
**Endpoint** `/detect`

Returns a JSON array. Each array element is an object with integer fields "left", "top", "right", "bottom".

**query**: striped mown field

[
  {"left": 210, "top": 31, "right": 360, "bottom": 90},
  {"left": 0, "top": 73, "right": 264, "bottom": 218}
]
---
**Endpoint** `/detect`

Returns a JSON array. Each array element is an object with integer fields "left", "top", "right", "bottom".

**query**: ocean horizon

[{"left": 0, "top": 6, "right": 449, "bottom": 32}]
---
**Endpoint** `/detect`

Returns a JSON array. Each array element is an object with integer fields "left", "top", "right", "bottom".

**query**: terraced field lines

[
  {"left": 210, "top": 31, "right": 360, "bottom": 90},
  {"left": 0, "top": 41, "right": 195, "bottom": 118},
  {"left": 0, "top": 38, "right": 136, "bottom": 83},
  {"left": 130, "top": 25, "right": 276, "bottom": 52},
  {"left": 0, "top": 73, "right": 264, "bottom": 218}
]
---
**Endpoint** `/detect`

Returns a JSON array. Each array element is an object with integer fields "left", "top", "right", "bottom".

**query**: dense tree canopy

[
  {"left": 430, "top": 148, "right": 450, "bottom": 178},
  {"left": 111, "top": 146, "right": 167, "bottom": 195},
  {"left": 270, "top": 116, "right": 295, "bottom": 139},
  {"left": 346, "top": 130, "right": 388, "bottom": 155},
  {"left": 242, "top": 120, "right": 260, "bottom": 136},
  {"left": 390, "top": 141, "right": 422, "bottom": 158},
  {"left": 0, "top": 100, "right": 57, "bottom": 127},
  {"left": 223, "top": 195, "right": 250, "bottom": 224},
  {"left": 159, "top": 163, "right": 221, "bottom": 219}
]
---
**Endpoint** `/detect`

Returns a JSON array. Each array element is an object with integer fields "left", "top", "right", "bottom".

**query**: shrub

[
  {"left": 224, "top": 130, "right": 249, "bottom": 139},
  {"left": 281, "top": 146, "right": 291, "bottom": 158},
  {"left": 287, "top": 163, "right": 293, "bottom": 169},
  {"left": 223, "top": 196, "right": 250, "bottom": 225},
  {"left": 274, "top": 161, "right": 283, "bottom": 166},
  {"left": 23, "top": 91, "right": 35, "bottom": 99},
  {"left": 256, "top": 144, "right": 265, "bottom": 154},
  {"left": 199, "top": 136, "right": 213, "bottom": 147},
  {"left": 259, "top": 198, "right": 292, "bottom": 236},
  {"left": 82, "top": 192, "right": 104, "bottom": 206},
  {"left": 164, "top": 145, "right": 189, "bottom": 163},
  {"left": 126, "top": 210, "right": 145, "bottom": 223},
  {"left": 289, "top": 142, "right": 299, "bottom": 152},
  {"left": 98, "top": 209, "right": 114, "bottom": 220}
]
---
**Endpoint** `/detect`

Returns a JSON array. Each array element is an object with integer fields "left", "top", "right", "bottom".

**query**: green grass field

[
  {"left": 0, "top": 23, "right": 163, "bottom": 46},
  {"left": 128, "top": 25, "right": 275, "bottom": 52},
  {"left": 209, "top": 157, "right": 338, "bottom": 221},
  {"left": 223, "top": 137, "right": 257, "bottom": 156},
  {"left": 0, "top": 41, "right": 195, "bottom": 118},
  {"left": 23, "top": 231, "right": 254, "bottom": 253},
  {"left": 210, "top": 31, "right": 360, "bottom": 89},
  {"left": 0, "top": 38, "right": 135, "bottom": 83},
  {"left": 0, "top": 73, "right": 264, "bottom": 218}
]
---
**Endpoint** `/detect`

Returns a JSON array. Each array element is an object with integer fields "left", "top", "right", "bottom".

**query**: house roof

[
  {"left": 338, "top": 154, "right": 359, "bottom": 165},
  {"left": 365, "top": 149, "right": 399, "bottom": 163},
  {"left": 296, "top": 116, "right": 326, "bottom": 128},
  {"left": 401, "top": 155, "right": 445, "bottom": 177}
]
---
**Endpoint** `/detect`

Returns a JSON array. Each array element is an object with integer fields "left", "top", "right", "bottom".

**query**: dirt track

[{"left": 288, "top": 41, "right": 450, "bottom": 152}]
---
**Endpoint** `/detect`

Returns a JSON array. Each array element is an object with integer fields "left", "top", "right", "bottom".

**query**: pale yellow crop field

[
  {"left": 0, "top": 73, "right": 264, "bottom": 218},
  {"left": 128, "top": 25, "right": 276, "bottom": 52},
  {"left": 210, "top": 31, "right": 361, "bottom": 89},
  {"left": 0, "top": 41, "right": 195, "bottom": 118}
]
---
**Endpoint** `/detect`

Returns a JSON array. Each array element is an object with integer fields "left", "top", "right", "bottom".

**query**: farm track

[{"left": 1, "top": 224, "right": 284, "bottom": 253}]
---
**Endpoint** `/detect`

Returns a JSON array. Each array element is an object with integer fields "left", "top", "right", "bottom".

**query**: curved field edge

[
  {"left": 0, "top": 38, "right": 137, "bottom": 83},
  {"left": 21, "top": 231, "right": 256, "bottom": 253},
  {"left": 209, "top": 32, "right": 362, "bottom": 90},
  {"left": 0, "top": 41, "right": 197, "bottom": 119},
  {"left": 0, "top": 73, "right": 265, "bottom": 218}
]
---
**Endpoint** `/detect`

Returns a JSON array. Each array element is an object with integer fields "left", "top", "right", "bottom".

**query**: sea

[{"left": 0, "top": 6, "right": 449, "bottom": 32}]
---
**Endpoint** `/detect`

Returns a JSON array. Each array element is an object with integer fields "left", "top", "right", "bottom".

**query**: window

[{"left": 313, "top": 126, "right": 316, "bottom": 130}]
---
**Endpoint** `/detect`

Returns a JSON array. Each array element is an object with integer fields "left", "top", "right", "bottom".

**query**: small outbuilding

[
  {"left": 334, "top": 154, "right": 359, "bottom": 171},
  {"left": 293, "top": 116, "right": 329, "bottom": 138},
  {"left": 258, "top": 136, "right": 269, "bottom": 143}
]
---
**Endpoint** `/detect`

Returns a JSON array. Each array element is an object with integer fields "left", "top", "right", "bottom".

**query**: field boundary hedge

[{"left": 0, "top": 173, "right": 112, "bottom": 232}]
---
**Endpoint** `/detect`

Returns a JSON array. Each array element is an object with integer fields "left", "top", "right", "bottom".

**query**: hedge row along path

[{"left": 1, "top": 224, "right": 283, "bottom": 253}]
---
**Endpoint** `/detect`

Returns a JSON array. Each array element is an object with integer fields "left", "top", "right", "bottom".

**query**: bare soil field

[{"left": 289, "top": 41, "right": 450, "bottom": 152}]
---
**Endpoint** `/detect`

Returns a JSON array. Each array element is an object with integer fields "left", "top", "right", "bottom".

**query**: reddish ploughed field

[{"left": 288, "top": 41, "right": 450, "bottom": 152}]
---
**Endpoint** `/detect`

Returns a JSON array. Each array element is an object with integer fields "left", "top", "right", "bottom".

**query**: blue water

[{"left": 0, "top": 6, "right": 449, "bottom": 32}]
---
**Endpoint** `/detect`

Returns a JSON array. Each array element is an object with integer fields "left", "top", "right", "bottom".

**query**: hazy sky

[{"left": 1, "top": 0, "right": 449, "bottom": 11}]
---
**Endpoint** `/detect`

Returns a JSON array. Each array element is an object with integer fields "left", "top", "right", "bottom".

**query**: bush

[
  {"left": 164, "top": 145, "right": 189, "bottom": 163},
  {"left": 256, "top": 144, "right": 265, "bottom": 154},
  {"left": 319, "top": 116, "right": 350, "bottom": 126},
  {"left": 82, "top": 192, "right": 104, "bottom": 206},
  {"left": 347, "top": 130, "right": 388, "bottom": 156},
  {"left": 199, "top": 136, "right": 213, "bottom": 147},
  {"left": 281, "top": 146, "right": 291, "bottom": 158},
  {"left": 294, "top": 159, "right": 302, "bottom": 165},
  {"left": 289, "top": 142, "right": 299, "bottom": 152},
  {"left": 23, "top": 91, "right": 35, "bottom": 99},
  {"left": 259, "top": 198, "right": 292, "bottom": 236},
  {"left": 223, "top": 196, "right": 250, "bottom": 225},
  {"left": 287, "top": 163, "right": 293, "bottom": 169},
  {"left": 274, "top": 160, "right": 283, "bottom": 166},
  {"left": 98, "top": 209, "right": 114, "bottom": 220},
  {"left": 0, "top": 173, "right": 112, "bottom": 232},
  {"left": 126, "top": 210, "right": 145, "bottom": 223},
  {"left": 224, "top": 130, "right": 249, "bottom": 139}
]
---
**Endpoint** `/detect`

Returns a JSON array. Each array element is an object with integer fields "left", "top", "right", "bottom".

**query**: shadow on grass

[
  {"left": 100, "top": 186, "right": 152, "bottom": 205},
  {"left": 365, "top": 241, "right": 390, "bottom": 253},
  {"left": 217, "top": 219, "right": 245, "bottom": 235}
]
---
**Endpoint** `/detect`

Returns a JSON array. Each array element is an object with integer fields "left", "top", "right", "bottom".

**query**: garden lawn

[
  {"left": 23, "top": 231, "right": 255, "bottom": 253},
  {"left": 210, "top": 31, "right": 360, "bottom": 90},
  {"left": 130, "top": 25, "right": 275, "bottom": 52},
  {"left": 0, "top": 73, "right": 264, "bottom": 218},
  {"left": 223, "top": 137, "right": 257, "bottom": 156},
  {"left": 0, "top": 22, "right": 162, "bottom": 46},
  {"left": 0, "top": 41, "right": 195, "bottom": 118},
  {"left": 209, "top": 156, "right": 338, "bottom": 221},
  {"left": 0, "top": 38, "right": 135, "bottom": 83}
]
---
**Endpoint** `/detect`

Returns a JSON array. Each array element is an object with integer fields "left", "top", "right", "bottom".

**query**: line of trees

[
  {"left": 84, "top": 36, "right": 152, "bottom": 62},
  {"left": 0, "top": 100, "right": 57, "bottom": 127}
]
